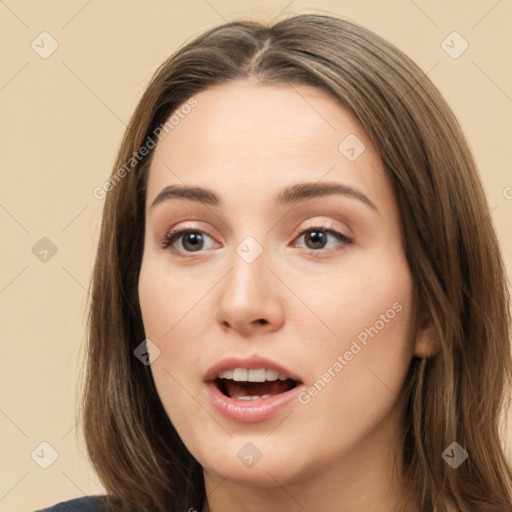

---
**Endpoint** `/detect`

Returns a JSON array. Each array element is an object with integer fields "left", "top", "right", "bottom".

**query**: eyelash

[{"left": 161, "top": 224, "right": 352, "bottom": 258}]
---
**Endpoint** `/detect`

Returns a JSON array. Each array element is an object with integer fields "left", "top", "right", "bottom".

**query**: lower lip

[{"left": 205, "top": 381, "right": 303, "bottom": 423}]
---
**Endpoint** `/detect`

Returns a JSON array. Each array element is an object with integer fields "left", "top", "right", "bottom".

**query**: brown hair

[{"left": 82, "top": 13, "right": 512, "bottom": 511}]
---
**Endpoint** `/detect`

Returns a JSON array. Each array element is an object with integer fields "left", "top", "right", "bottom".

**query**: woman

[{"left": 39, "top": 13, "right": 512, "bottom": 512}]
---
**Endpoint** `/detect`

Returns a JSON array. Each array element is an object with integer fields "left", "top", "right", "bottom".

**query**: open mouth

[{"left": 214, "top": 368, "right": 299, "bottom": 400}]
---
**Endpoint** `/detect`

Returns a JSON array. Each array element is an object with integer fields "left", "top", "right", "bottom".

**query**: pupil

[
  {"left": 183, "top": 232, "right": 203, "bottom": 251},
  {"left": 307, "top": 230, "right": 326, "bottom": 249}
]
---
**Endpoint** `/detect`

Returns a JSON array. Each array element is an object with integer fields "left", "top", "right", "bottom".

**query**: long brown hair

[{"left": 82, "top": 13, "right": 512, "bottom": 511}]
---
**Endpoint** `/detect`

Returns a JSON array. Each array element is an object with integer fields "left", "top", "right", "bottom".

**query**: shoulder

[{"left": 35, "top": 496, "right": 107, "bottom": 512}]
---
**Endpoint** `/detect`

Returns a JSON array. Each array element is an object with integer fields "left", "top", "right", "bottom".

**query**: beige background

[{"left": 1, "top": 1, "right": 511, "bottom": 510}]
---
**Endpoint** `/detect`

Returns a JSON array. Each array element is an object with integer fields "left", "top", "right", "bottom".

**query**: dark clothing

[{"left": 35, "top": 496, "right": 106, "bottom": 512}]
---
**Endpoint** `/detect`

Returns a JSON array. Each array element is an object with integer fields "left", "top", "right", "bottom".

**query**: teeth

[
  {"left": 218, "top": 367, "right": 291, "bottom": 382},
  {"left": 266, "top": 369, "right": 279, "bottom": 381},
  {"left": 234, "top": 395, "right": 271, "bottom": 400},
  {"left": 232, "top": 368, "right": 248, "bottom": 381},
  {"left": 248, "top": 368, "right": 266, "bottom": 382},
  {"left": 218, "top": 369, "right": 234, "bottom": 379}
]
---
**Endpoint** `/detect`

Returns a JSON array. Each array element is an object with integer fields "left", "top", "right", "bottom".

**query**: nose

[{"left": 215, "top": 244, "right": 285, "bottom": 335}]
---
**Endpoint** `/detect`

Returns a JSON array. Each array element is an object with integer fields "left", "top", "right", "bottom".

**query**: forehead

[
  {"left": 145, "top": 79, "right": 391, "bottom": 213},
  {"left": 151, "top": 79, "right": 370, "bottom": 161}
]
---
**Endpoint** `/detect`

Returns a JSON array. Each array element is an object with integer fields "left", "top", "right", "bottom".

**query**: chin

[{"left": 196, "top": 436, "right": 324, "bottom": 488}]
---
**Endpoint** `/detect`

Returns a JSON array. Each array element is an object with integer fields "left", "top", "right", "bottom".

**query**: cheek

[
  {"left": 138, "top": 255, "right": 204, "bottom": 341},
  {"left": 138, "top": 256, "right": 213, "bottom": 415},
  {"left": 298, "top": 254, "right": 416, "bottom": 424},
  {"left": 138, "top": 282, "right": 195, "bottom": 440}
]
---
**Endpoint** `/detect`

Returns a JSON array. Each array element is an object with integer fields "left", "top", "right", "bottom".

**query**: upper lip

[{"left": 203, "top": 355, "right": 303, "bottom": 383}]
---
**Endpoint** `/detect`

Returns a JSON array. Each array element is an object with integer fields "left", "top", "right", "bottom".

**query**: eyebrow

[{"left": 150, "top": 182, "right": 377, "bottom": 212}]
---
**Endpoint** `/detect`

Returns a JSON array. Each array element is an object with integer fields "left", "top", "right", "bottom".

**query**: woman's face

[{"left": 138, "top": 80, "right": 428, "bottom": 489}]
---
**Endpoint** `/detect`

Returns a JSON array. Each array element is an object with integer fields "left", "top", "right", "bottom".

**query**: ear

[{"left": 413, "top": 307, "right": 440, "bottom": 359}]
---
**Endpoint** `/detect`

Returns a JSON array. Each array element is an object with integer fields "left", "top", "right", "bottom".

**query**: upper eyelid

[
  {"left": 164, "top": 220, "right": 347, "bottom": 240},
  {"left": 165, "top": 216, "right": 348, "bottom": 236}
]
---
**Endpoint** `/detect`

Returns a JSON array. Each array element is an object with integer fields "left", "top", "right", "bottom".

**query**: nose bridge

[
  {"left": 215, "top": 232, "right": 284, "bottom": 330},
  {"left": 226, "top": 234, "right": 269, "bottom": 301}
]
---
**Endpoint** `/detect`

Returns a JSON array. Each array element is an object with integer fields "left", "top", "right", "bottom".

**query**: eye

[
  {"left": 161, "top": 228, "right": 218, "bottom": 256},
  {"left": 293, "top": 226, "right": 352, "bottom": 252},
  {"left": 161, "top": 224, "right": 352, "bottom": 257}
]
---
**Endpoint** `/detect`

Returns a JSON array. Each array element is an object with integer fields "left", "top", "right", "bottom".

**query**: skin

[{"left": 138, "top": 79, "right": 436, "bottom": 512}]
